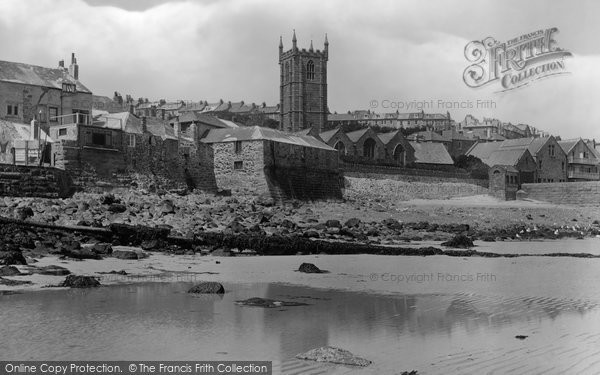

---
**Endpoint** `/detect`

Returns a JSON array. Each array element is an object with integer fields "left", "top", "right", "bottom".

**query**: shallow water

[{"left": 2, "top": 281, "right": 600, "bottom": 374}]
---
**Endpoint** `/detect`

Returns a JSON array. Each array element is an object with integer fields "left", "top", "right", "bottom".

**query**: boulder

[
  {"left": 36, "top": 265, "right": 71, "bottom": 276},
  {"left": 298, "top": 263, "right": 325, "bottom": 274},
  {"left": 91, "top": 243, "right": 113, "bottom": 255},
  {"left": 296, "top": 346, "right": 371, "bottom": 367},
  {"left": 0, "top": 251, "right": 27, "bottom": 266},
  {"left": 0, "top": 265, "right": 23, "bottom": 276},
  {"left": 108, "top": 203, "right": 127, "bottom": 213},
  {"left": 325, "top": 219, "right": 341, "bottom": 228},
  {"left": 344, "top": 218, "right": 361, "bottom": 228},
  {"left": 187, "top": 282, "right": 225, "bottom": 294},
  {"left": 159, "top": 199, "right": 175, "bottom": 215},
  {"left": 15, "top": 207, "right": 34, "bottom": 221},
  {"left": 59, "top": 275, "right": 100, "bottom": 288},
  {"left": 112, "top": 249, "right": 140, "bottom": 260},
  {"left": 382, "top": 218, "right": 403, "bottom": 230},
  {"left": 0, "top": 277, "right": 32, "bottom": 286},
  {"left": 441, "top": 234, "right": 474, "bottom": 248},
  {"left": 235, "top": 297, "right": 308, "bottom": 308}
]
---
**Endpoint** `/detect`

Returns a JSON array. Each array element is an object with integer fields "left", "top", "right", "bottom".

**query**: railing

[
  {"left": 568, "top": 170, "right": 600, "bottom": 180},
  {"left": 568, "top": 155, "right": 599, "bottom": 165},
  {"left": 49, "top": 113, "right": 90, "bottom": 126}
]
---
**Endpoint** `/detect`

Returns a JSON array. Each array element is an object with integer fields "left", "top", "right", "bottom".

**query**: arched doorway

[
  {"left": 393, "top": 144, "right": 405, "bottom": 165},
  {"left": 334, "top": 141, "right": 346, "bottom": 155},
  {"left": 363, "top": 138, "right": 376, "bottom": 159}
]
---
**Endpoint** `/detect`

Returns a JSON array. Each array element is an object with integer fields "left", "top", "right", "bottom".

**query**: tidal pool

[{"left": 1, "top": 280, "right": 600, "bottom": 374}]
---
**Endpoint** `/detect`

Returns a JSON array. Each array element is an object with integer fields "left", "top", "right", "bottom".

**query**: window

[
  {"left": 549, "top": 144, "right": 555, "bottom": 157},
  {"left": 49, "top": 107, "right": 59, "bottom": 122},
  {"left": 306, "top": 60, "right": 315, "bottom": 80},
  {"left": 127, "top": 134, "right": 136, "bottom": 148},
  {"left": 6, "top": 104, "right": 18, "bottom": 116},
  {"left": 561, "top": 161, "right": 565, "bottom": 170},
  {"left": 234, "top": 141, "right": 242, "bottom": 154},
  {"left": 538, "top": 159, "right": 542, "bottom": 169},
  {"left": 58, "top": 128, "right": 67, "bottom": 136},
  {"left": 92, "top": 133, "right": 107, "bottom": 146},
  {"left": 233, "top": 161, "right": 243, "bottom": 170},
  {"left": 285, "top": 62, "right": 290, "bottom": 83}
]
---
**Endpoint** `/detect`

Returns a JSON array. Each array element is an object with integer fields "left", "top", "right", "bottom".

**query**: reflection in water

[{"left": 0, "top": 283, "right": 598, "bottom": 372}]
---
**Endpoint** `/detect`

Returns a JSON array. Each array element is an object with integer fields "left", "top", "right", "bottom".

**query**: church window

[{"left": 306, "top": 60, "right": 315, "bottom": 80}]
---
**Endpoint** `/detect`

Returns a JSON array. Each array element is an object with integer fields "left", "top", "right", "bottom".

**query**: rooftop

[
  {"left": 0, "top": 59, "right": 91, "bottom": 93},
  {"left": 201, "top": 126, "right": 335, "bottom": 151}
]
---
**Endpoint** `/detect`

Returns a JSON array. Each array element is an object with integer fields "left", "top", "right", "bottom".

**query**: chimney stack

[
  {"left": 142, "top": 116, "right": 147, "bottom": 133},
  {"left": 69, "top": 52, "right": 79, "bottom": 80},
  {"left": 58, "top": 60, "right": 65, "bottom": 68}
]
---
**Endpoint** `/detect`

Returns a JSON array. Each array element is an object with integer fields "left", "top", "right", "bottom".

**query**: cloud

[{"left": 0, "top": 0, "right": 598, "bottom": 139}]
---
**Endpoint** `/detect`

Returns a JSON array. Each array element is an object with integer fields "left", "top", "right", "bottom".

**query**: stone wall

[
  {"left": 0, "top": 163, "right": 73, "bottom": 198},
  {"left": 342, "top": 162, "right": 488, "bottom": 187},
  {"left": 210, "top": 140, "right": 342, "bottom": 200},
  {"left": 520, "top": 181, "right": 600, "bottom": 205},
  {"left": 53, "top": 128, "right": 216, "bottom": 192}
]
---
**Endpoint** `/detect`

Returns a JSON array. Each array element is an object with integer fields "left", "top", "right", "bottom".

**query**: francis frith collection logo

[{"left": 463, "top": 27, "right": 572, "bottom": 92}]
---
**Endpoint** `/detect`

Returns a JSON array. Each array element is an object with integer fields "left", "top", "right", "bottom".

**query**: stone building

[
  {"left": 319, "top": 127, "right": 353, "bottom": 156},
  {"left": 441, "top": 129, "right": 478, "bottom": 158},
  {"left": 345, "top": 128, "right": 387, "bottom": 161},
  {"left": 408, "top": 141, "right": 454, "bottom": 169},
  {"left": 0, "top": 119, "right": 53, "bottom": 165},
  {"left": 500, "top": 136, "right": 567, "bottom": 183},
  {"left": 0, "top": 53, "right": 92, "bottom": 132},
  {"left": 279, "top": 31, "right": 328, "bottom": 133},
  {"left": 558, "top": 138, "right": 600, "bottom": 181},
  {"left": 201, "top": 126, "right": 341, "bottom": 200},
  {"left": 376, "top": 130, "right": 415, "bottom": 166},
  {"left": 489, "top": 165, "right": 519, "bottom": 200}
]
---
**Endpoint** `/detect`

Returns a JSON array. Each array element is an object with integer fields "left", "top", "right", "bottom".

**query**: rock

[
  {"left": 382, "top": 218, "right": 402, "bottom": 230},
  {"left": 281, "top": 219, "right": 297, "bottom": 229},
  {"left": 108, "top": 203, "right": 127, "bottom": 213},
  {"left": 296, "top": 346, "right": 371, "bottom": 367},
  {"left": 298, "top": 263, "right": 326, "bottom": 274},
  {"left": 255, "top": 194, "right": 274, "bottom": 207},
  {"left": 91, "top": 243, "right": 113, "bottom": 255},
  {"left": 441, "top": 234, "right": 474, "bottom": 248},
  {"left": 59, "top": 275, "right": 100, "bottom": 288},
  {"left": 187, "top": 282, "right": 225, "bottom": 294},
  {"left": 0, "top": 277, "right": 32, "bottom": 286},
  {"left": 344, "top": 218, "right": 361, "bottom": 228},
  {"left": 0, "top": 265, "right": 23, "bottom": 276},
  {"left": 235, "top": 297, "right": 308, "bottom": 308},
  {"left": 159, "top": 199, "right": 175, "bottom": 215},
  {"left": 325, "top": 219, "right": 341, "bottom": 228},
  {"left": 227, "top": 220, "right": 245, "bottom": 233},
  {"left": 0, "top": 251, "right": 27, "bottom": 266},
  {"left": 15, "top": 207, "right": 34, "bottom": 221},
  {"left": 100, "top": 194, "right": 120, "bottom": 205},
  {"left": 112, "top": 249, "right": 140, "bottom": 260},
  {"left": 515, "top": 335, "right": 528, "bottom": 340},
  {"left": 303, "top": 230, "right": 320, "bottom": 238},
  {"left": 35, "top": 265, "right": 71, "bottom": 276},
  {"left": 140, "top": 239, "right": 163, "bottom": 250}
]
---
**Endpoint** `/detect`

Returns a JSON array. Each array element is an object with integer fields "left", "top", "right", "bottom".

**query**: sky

[{"left": 0, "top": 0, "right": 599, "bottom": 139}]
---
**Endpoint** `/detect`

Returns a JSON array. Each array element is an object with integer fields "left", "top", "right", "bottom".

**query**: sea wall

[{"left": 520, "top": 181, "right": 600, "bottom": 205}]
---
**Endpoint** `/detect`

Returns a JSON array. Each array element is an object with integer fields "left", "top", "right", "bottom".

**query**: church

[{"left": 279, "top": 31, "right": 328, "bottom": 135}]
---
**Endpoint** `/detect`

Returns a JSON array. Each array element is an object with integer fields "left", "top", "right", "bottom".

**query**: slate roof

[
  {"left": 228, "top": 101, "right": 255, "bottom": 113},
  {"left": 346, "top": 128, "right": 370, "bottom": 143},
  {"left": 466, "top": 141, "right": 502, "bottom": 160},
  {"left": 0, "top": 59, "right": 91, "bottom": 93},
  {"left": 201, "top": 126, "right": 335, "bottom": 151},
  {"left": 158, "top": 102, "right": 184, "bottom": 111},
  {"left": 377, "top": 131, "right": 400, "bottom": 145},
  {"left": 94, "top": 112, "right": 143, "bottom": 134},
  {"left": 409, "top": 141, "right": 453, "bottom": 165},
  {"left": 407, "top": 131, "right": 449, "bottom": 143},
  {"left": 0, "top": 119, "right": 53, "bottom": 142},
  {"left": 328, "top": 113, "right": 356, "bottom": 122},
  {"left": 500, "top": 136, "right": 549, "bottom": 155},
  {"left": 319, "top": 128, "right": 341, "bottom": 143},
  {"left": 256, "top": 105, "right": 279, "bottom": 114},
  {"left": 145, "top": 118, "right": 177, "bottom": 140},
  {"left": 179, "top": 102, "right": 207, "bottom": 112},
  {"left": 558, "top": 139, "right": 580, "bottom": 154},
  {"left": 178, "top": 112, "right": 237, "bottom": 128},
  {"left": 485, "top": 149, "right": 529, "bottom": 167}
]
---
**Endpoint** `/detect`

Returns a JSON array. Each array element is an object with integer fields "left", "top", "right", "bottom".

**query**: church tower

[{"left": 279, "top": 31, "right": 328, "bottom": 133}]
